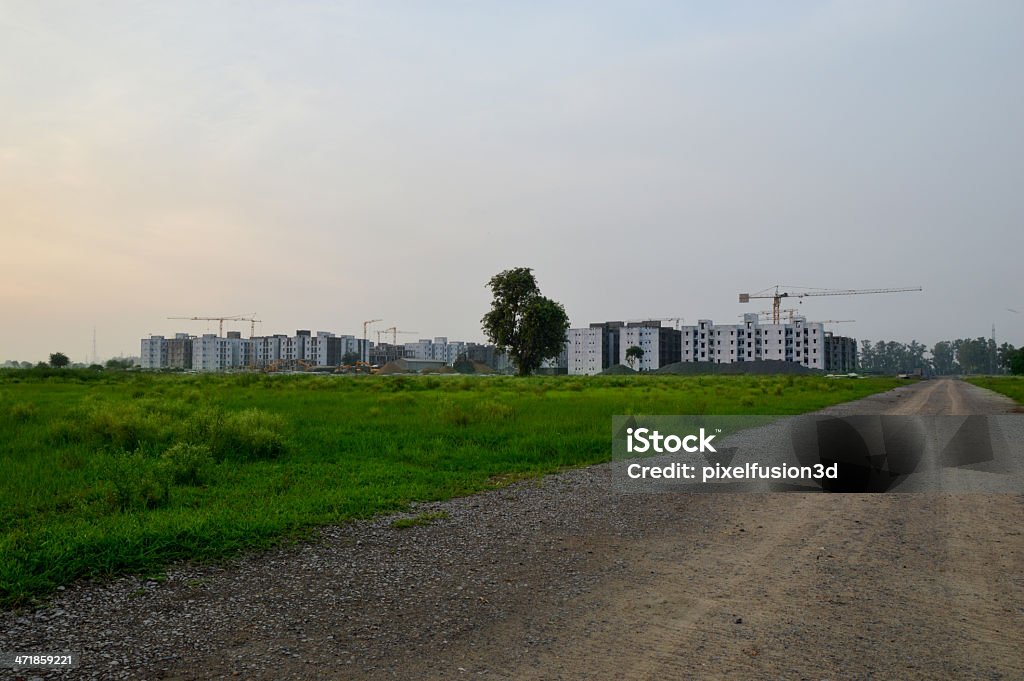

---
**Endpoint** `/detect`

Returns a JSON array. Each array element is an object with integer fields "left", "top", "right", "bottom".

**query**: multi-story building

[
  {"left": 569, "top": 321, "right": 679, "bottom": 375},
  {"left": 619, "top": 322, "right": 682, "bottom": 371},
  {"left": 678, "top": 314, "right": 826, "bottom": 369},
  {"left": 404, "top": 337, "right": 470, "bottom": 365},
  {"left": 824, "top": 333, "right": 857, "bottom": 373},
  {"left": 140, "top": 336, "right": 168, "bottom": 369},
  {"left": 165, "top": 333, "right": 193, "bottom": 370},
  {"left": 569, "top": 315, "right": 831, "bottom": 375}
]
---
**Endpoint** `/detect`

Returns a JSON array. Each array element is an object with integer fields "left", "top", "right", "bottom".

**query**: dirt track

[{"left": 3, "top": 379, "right": 1022, "bottom": 680}]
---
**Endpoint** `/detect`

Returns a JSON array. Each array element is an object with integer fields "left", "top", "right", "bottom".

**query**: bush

[
  {"left": 105, "top": 452, "right": 169, "bottom": 511},
  {"left": 159, "top": 443, "right": 214, "bottom": 486},
  {"left": 9, "top": 402, "right": 38, "bottom": 422},
  {"left": 186, "top": 407, "right": 287, "bottom": 460}
]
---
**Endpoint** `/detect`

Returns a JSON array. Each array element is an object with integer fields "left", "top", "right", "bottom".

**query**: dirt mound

[
  {"left": 655, "top": 360, "right": 818, "bottom": 376},
  {"left": 599, "top": 364, "right": 637, "bottom": 375},
  {"left": 377, "top": 360, "right": 413, "bottom": 375},
  {"left": 454, "top": 360, "right": 497, "bottom": 374}
]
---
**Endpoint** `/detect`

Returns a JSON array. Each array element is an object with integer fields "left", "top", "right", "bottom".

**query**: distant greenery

[
  {"left": 48, "top": 352, "right": 69, "bottom": 369},
  {"left": 964, "top": 376, "right": 1024, "bottom": 404},
  {"left": 0, "top": 370, "right": 899, "bottom": 608},
  {"left": 860, "top": 338, "right": 1019, "bottom": 375}
]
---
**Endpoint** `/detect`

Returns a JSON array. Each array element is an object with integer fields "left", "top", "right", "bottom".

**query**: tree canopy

[
  {"left": 481, "top": 267, "right": 569, "bottom": 377},
  {"left": 49, "top": 352, "right": 70, "bottom": 369},
  {"left": 625, "top": 345, "right": 644, "bottom": 369}
]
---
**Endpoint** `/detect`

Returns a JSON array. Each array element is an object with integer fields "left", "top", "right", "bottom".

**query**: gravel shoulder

[{"left": 2, "top": 379, "right": 1022, "bottom": 680}]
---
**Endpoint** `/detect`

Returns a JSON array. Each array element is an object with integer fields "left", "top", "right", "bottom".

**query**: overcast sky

[{"left": 2, "top": 1, "right": 1021, "bottom": 362}]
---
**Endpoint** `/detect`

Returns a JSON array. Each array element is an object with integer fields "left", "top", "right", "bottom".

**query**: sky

[{"left": 1, "top": 1, "right": 1022, "bottom": 362}]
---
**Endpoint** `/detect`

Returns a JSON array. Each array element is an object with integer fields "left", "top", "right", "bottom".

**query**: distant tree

[
  {"left": 341, "top": 351, "right": 360, "bottom": 366},
  {"left": 997, "top": 342, "right": 1017, "bottom": 373},
  {"left": 49, "top": 352, "right": 69, "bottom": 368},
  {"left": 105, "top": 358, "right": 133, "bottom": 370},
  {"left": 931, "top": 341, "right": 958, "bottom": 375},
  {"left": 625, "top": 345, "right": 644, "bottom": 370},
  {"left": 88, "top": 363, "right": 104, "bottom": 371},
  {"left": 1010, "top": 348, "right": 1024, "bottom": 376},
  {"left": 481, "top": 267, "right": 570, "bottom": 377},
  {"left": 956, "top": 337, "right": 991, "bottom": 374}
]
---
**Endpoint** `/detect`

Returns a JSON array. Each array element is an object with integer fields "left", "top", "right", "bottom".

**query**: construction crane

[
  {"left": 168, "top": 314, "right": 259, "bottom": 337},
  {"left": 362, "top": 319, "right": 382, "bottom": 364},
  {"left": 384, "top": 326, "right": 419, "bottom": 345},
  {"left": 740, "top": 309, "right": 855, "bottom": 325},
  {"left": 625, "top": 317, "right": 686, "bottom": 329},
  {"left": 738, "top": 286, "right": 922, "bottom": 324}
]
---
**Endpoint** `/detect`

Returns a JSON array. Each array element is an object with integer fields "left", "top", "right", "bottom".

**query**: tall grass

[
  {"left": 0, "top": 370, "right": 899, "bottom": 608},
  {"left": 964, "top": 376, "right": 1024, "bottom": 405}
]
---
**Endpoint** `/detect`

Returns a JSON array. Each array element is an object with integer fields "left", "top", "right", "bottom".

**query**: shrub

[
  {"left": 10, "top": 402, "right": 38, "bottom": 422},
  {"left": 159, "top": 443, "right": 214, "bottom": 486},
  {"left": 186, "top": 407, "right": 287, "bottom": 460},
  {"left": 105, "top": 452, "right": 169, "bottom": 511}
]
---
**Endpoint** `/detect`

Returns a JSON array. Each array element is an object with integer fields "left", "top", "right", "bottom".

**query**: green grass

[
  {"left": 964, "top": 376, "right": 1024, "bottom": 404},
  {"left": 0, "top": 369, "right": 900, "bottom": 608}
]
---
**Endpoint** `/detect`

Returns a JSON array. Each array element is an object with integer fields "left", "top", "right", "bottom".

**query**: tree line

[{"left": 859, "top": 338, "right": 1024, "bottom": 375}]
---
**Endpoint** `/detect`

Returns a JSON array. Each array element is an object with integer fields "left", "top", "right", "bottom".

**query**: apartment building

[
  {"left": 679, "top": 314, "right": 826, "bottom": 369},
  {"left": 824, "top": 333, "right": 858, "bottom": 373},
  {"left": 569, "top": 321, "right": 680, "bottom": 375}
]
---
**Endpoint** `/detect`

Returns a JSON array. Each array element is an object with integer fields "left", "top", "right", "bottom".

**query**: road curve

[{"left": 3, "top": 379, "right": 1021, "bottom": 680}]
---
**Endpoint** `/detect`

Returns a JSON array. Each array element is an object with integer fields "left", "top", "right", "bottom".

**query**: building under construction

[{"left": 568, "top": 315, "right": 857, "bottom": 375}]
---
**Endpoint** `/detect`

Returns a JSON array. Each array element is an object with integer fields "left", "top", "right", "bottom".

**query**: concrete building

[
  {"left": 679, "top": 314, "right": 826, "bottom": 369},
  {"left": 568, "top": 321, "right": 628, "bottom": 376},
  {"left": 140, "top": 336, "right": 168, "bottom": 369},
  {"left": 619, "top": 323, "right": 682, "bottom": 372},
  {"left": 825, "top": 333, "right": 858, "bottom": 373},
  {"left": 404, "top": 337, "right": 470, "bottom": 365},
  {"left": 568, "top": 315, "right": 831, "bottom": 375},
  {"left": 569, "top": 321, "right": 679, "bottom": 375},
  {"left": 166, "top": 333, "right": 193, "bottom": 370}
]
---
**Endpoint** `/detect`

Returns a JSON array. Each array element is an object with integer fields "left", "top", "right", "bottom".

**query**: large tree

[
  {"left": 49, "top": 352, "right": 69, "bottom": 368},
  {"left": 625, "top": 345, "right": 644, "bottom": 370},
  {"left": 481, "top": 267, "right": 569, "bottom": 377}
]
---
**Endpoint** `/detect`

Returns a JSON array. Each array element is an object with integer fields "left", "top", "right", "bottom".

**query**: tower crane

[
  {"left": 739, "top": 310, "right": 855, "bottom": 325},
  {"left": 362, "top": 319, "right": 382, "bottom": 364},
  {"left": 738, "top": 286, "right": 921, "bottom": 324},
  {"left": 168, "top": 314, "right": 259, "bottom": 337},
  {"left": 384, "top": 327, "right": 419, "bottom": 345},
  {"left": 625, "top": 317, "right": 686, "bottom": 329}
]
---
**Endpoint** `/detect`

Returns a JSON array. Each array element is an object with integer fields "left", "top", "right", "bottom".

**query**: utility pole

[{"left": 991, "top": 323, "right": 997, "bottom": 375}]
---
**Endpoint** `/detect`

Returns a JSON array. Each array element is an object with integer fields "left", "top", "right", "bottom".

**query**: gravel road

[{"left": 3, "top": 379, "right": 1022, "bottom": 680}]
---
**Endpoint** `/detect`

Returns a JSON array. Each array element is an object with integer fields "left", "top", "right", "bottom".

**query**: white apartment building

[
  {"left": 568, "top": 327, "right": 605, "bottom": 376},
  {"left": 403, "top": 337, "right": 469, "bottom": 365},
  {"left": 679, "top": 314, "right": 825, "bottom": 369},
  {"left": 619, "top": 326, "right": 666, "bottom": 372},
  {"left": 567, "top": 315, "right": 829, "bottom": 375},
  {"left": 140, "top": 336, "right": 168, "bottom": 369},
  {"left": 191, "top": 333, "right": 254, "bottom": 372}
]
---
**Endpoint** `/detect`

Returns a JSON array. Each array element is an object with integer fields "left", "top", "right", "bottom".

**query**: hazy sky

[{"left": 2, "top": 1, "right": 1021, "bottom": 362}]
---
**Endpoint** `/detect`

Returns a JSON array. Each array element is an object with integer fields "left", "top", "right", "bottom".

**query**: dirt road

[{"left": 3, "top": 379, "right": 1022, "bottom": 680}]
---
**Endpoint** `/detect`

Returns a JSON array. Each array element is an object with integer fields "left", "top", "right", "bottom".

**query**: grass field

[
  {"left": 0, "top": 369, "right": 900, "bottom": 608},
  {"left": 965, "top": 376, "right": 1024, "bottom": 405}
]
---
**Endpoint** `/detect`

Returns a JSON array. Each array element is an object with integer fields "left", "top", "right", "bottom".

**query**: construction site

[{"left": 140, "top": 286, "right": 922, "bottom": 376}]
